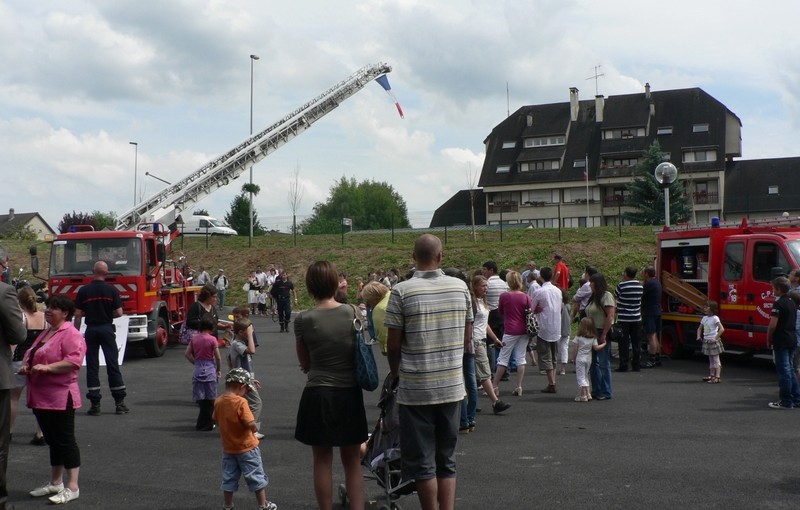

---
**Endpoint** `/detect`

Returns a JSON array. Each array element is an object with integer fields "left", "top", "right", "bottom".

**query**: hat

[
  {"left": 218, "top": 268, "right": 225, "bottom": 272},
  {"left": 225, "top": 368, "right": 252, "bottom": 386}
]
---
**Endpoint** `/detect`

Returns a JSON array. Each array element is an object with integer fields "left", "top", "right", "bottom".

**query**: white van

[{"left": 181, "top": 215, "right": 238, "bottom": 236}]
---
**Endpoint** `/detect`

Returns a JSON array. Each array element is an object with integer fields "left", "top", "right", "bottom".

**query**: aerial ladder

[{"left": 114, "top": 62, "right": 394, "bottom": 230}]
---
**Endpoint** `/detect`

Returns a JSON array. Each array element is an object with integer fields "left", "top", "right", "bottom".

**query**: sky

[{"left": 2, "top": 0, "right": 800, "bottom": 233}]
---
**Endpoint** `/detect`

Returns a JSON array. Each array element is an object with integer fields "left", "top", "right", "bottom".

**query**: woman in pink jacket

[{"left": 20, "top": 294, "right": 87, "bottom": 505}]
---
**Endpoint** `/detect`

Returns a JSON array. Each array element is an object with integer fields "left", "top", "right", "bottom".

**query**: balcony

[
  {"left": 488, "top": 201, "right": 519, "bottom": 214},
  {"left": 603, "top": 195, "right": 630, "bottom": 207},
  {"left": 692, "top": 191, "right": 719, "bottom": 204},
  {"left": 597, "top": 165, "right": 637, "bottom": 179}
]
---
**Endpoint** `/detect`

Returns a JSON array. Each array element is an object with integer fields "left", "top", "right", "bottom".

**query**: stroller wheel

[{"left": 338, "top": 483, "right": 347, "bottom": 506}]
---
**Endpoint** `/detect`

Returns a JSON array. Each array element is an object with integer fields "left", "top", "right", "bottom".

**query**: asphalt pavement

[{"left": 8, "top": 312, "right": 800, "bottom": 510}]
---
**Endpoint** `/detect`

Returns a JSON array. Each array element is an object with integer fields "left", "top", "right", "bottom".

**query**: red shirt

[{"left": 554, "top": 260, "right": 570, "bottom": 290}]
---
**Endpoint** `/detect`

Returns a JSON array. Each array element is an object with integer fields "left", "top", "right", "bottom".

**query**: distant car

[{"left": 180, "top": 215, "right": 237, "bottom": 236}]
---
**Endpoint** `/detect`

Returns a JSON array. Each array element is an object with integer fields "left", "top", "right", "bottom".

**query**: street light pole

[
  {"left": 249, "top": 54, "right": 260, "bottom": 247},
  {"left": 129, "top": 141, "right": 138, "bottom": 220}
]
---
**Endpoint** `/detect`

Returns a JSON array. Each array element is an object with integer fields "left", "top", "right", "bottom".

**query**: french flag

[{"left": 375, "top": 75, "right": 405, "bottom": 119}]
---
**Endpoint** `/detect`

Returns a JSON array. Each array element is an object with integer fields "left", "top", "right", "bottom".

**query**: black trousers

[
  {"left": 85, "top": 324, "right": 127, "bottom": 404},
  {"left": 196, "top": 400, "right": 215, "bottom": 431},
  {"left": 0, "top": 389, "right": 10, "bottom": 509},
  {"left": 617, "top": 321, "right": 642, "bottom": 369},
  {"left": 276, "top": 297, "right": 292, "bottom": 327},
  {"left": 33, "top": 396, "right": 81, "bottom": 469}
]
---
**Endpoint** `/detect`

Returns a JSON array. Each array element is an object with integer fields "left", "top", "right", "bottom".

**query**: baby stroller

[{"left": 339, "top": 374, "right": 415, "bottom": 510}]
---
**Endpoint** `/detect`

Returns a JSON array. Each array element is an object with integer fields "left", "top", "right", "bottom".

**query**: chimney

[
  {"left": 569, "top": 87, "right": 579, "bottom": 122},
  {"left": 8, "top": 208, "right": 14, "bottom": 221},
  {"left": 645, "top": 82, "right": 651, "bottom": 100},
  {"left": 595, "top": 95, "right": 604, "bottom": 123},
  {"left": 527, "top": 114, "right": 533, "bottom": 127}
]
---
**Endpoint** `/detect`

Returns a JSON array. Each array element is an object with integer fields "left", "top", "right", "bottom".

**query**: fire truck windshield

[
  {"left": 787, "top": 241, "right": 800, "bottom": 270},
  {"left": 50, "top": 238, "right": 144, "bottom": 277}
]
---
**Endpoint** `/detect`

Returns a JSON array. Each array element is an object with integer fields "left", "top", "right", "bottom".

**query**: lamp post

[
  {"left": 654, "top": 162, "right": 678, "bottom": 227},
  {"left": 248, "top": 54, "right": 260, "bottom": 247},
  {"left": 129, "top": 141, "right": 138, "bottom": 220}
]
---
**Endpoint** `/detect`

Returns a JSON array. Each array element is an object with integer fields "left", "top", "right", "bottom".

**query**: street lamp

[
  {"left": 249, "top": 54, "right": 260, "bottom": 247},
  {"left": 654, "top": 162, "right": 678, "bottom": 227},
  {"left": 129, "top": 141, "right": 138, "bottom": 219}
]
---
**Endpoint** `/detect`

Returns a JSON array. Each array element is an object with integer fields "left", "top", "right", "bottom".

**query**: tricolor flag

[{"left": 375, "top": 75, "right": 405, "bottom": 119}]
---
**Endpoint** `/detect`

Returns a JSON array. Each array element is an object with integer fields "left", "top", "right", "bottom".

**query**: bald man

[
  {"left": 385, "top": 234, "right": 473, "bottom": 510},
  {"left": 74, "top": 261, "right": 128, "bottom": 416}
]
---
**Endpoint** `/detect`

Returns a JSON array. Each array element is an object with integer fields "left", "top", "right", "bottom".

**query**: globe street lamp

[
  {"left": 654, "top": 162, "right": 678, "bottom": 227},
  {"left": 249, "top": 54, "right": 260, "bottom": 247}
]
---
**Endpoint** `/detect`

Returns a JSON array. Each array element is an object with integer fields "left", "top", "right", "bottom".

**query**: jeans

[
  {"left": 591, "top": 329, "right": 613, "bottom": 398},
  {"left": 84, "top": 324, "right": 127, "bottom": 404},
  {"left": 460, "top": 353, "right": 477, "bottom": 427},
  {"left": 617, "top": 321, "right": 641, "bottom": 369},
  {"left": 217, "top": 289, "right": 226, "bottom": 309},
  {"left": 773, "top": 347, "right": 800, "bottom": 407}
]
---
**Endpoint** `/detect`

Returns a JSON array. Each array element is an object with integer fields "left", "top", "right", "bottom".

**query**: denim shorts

[
  {"left": 221, "top": 447, "right": 269, "bottom": 493},
  {"left": 642, "top": 315, "right": 661, "bottom": 335}
]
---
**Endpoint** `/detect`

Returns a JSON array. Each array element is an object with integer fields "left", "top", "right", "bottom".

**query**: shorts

[
  {"left": 295, "top": 385, "right": 368, "bottom": 447},
  {"left": 536, "top": 339, "right": 558, "bottom": 370},
  {"left": 399, "top": 402, "right": 460, "bottom": 481},
  {"left": 642, "top": 315, "right": 661, "bottom": 335},
  {"left": 474, "top": 339, "right": 491, "bottom": 382},
  {"left": 221, "top": 448, "right": 269, "bottom": 492},
  {"left": 12, "top": 360, "right": 27, "bottom": 387}
]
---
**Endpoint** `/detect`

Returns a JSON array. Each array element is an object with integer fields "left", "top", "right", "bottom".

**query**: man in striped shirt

[
  {"left": 385, "top": 234, "right": 473, "bottom": 510},
  {"left": 614, "top": 266, "right": 643, "bottom": 372}
]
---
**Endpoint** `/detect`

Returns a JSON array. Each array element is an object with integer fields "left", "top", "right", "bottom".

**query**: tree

[
  {"left": 91, "top": 210, "right": 117, "bottom": 231},
  {"left": 288, "top": 164, "right": 304, "bottom": 245},
  {"left": 301, "top": 176, "right": 412, "bottom": 235},
  {"left": 625, "top": 141, "right": 691, "bottom": 225},
  {"left": 58, "top": 211, "right": 97, "bottom": 233},
  {"left": 224, "top": 189, "right": 264, "bottom": 236},
  {"left": 193, "top": 209, "right": 209, "bottom": 216}
]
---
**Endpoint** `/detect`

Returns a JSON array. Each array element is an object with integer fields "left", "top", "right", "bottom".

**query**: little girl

[
  {"left": 571, "top": 317, "right": 606, "bottom": 402},
  {"left": 698, "top": 301, "right": 725, "bottom": 384},
  {"left": 185, "top": 316, "right": 221, "bottom": 431}
]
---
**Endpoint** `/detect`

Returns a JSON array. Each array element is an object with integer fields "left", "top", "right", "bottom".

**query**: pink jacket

[{"left": 23, "top": 322, "right": 86, "bottom": 410}]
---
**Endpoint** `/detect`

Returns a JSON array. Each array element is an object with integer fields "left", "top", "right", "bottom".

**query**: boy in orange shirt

[{"left": 214, "top": 368, "right": 277, "bottom": 510}]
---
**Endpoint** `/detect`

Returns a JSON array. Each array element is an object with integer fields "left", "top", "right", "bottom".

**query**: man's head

[
  {"left": 643, "top": 267, "right": 656, "bottom": 280},
  {"left": 584, "top": 265, "right": 598, "bottom": 279},
  {"left": 623, "top": 266, "right": 637, "bottom": 280},
  {"left": 554, "top": 254, "right": 563, "bottom": 262},
  {"left": 256, "top": 265, "right": 262, "bottom": 273},
  {"left": 218, "top": 269, "right": 225, "bottom": 275},
  {"left": 93, "top": 261, "right": 109, "bottom": 279},
  {"left": 539, "top": 266, "right": 553, "bottom": 282},
  {"left": 412, "top": 234, "right": 443, "bottom": 270},
  {"left": 772, "top": 276, "right": 791, "bottom": 296},
  {"left": 482, "top": 260, "right": 498, "bottom": 276},
  {"left": 528, "top": 260, "right": 537, "bottom": 270}
]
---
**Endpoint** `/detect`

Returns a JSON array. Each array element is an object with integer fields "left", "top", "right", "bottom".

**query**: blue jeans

[
  {"left": 773, "top": 347, "right": 800, "bottom": 407},
  {"left": 591, "top": 329, "right": 612, "bottom": 398},
  {"left": 217, "top": 289, "right": 226, "bottom": 309},
  {"left": 460, "top": 353, "right": 477, "bottom": 427}
]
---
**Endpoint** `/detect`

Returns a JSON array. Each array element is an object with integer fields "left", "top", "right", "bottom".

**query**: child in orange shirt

[{"left": 214, "top": 368, "right": 277, "bottom": 510}]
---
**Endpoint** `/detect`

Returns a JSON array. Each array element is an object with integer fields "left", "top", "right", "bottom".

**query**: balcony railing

[
  {"left": 602, "top": 195, "right": 630, "bottom": 207},
  {"left": 692, "top": 191, "right": 719, "bottom": 204},
  {"left": 488, "top": 201, "right": 519, "bottom": 214}
]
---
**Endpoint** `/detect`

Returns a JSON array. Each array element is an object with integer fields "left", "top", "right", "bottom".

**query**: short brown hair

[
  {"left": 305, "top": 261, "right": 339, "bottom": 300},
  {"left": 233, "top": 318, "right": 251, "bottom": 336}
]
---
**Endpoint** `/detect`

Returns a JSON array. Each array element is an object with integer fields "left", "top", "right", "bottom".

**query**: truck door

[{"left": 719, "top": 240, "right": 748, "bottom": 346}]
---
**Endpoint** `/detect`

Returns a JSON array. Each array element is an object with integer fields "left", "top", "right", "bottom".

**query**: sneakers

[
  {"left": 30, "top": 434, "right": 46, "bottom": 446},
  {"left": 541, "top": 384, "right": 557, "bottom": 394},
  {"left": 458, "top": 425, "right": 471, "bottom": 434},
  {"left": 49, "top": 488, "right": 79, "bottom": 504},
  {"left": 574, "top": 395, "right": 588, "bottom": 402},
  {"left": 30, "top": 482, "right": 64, "bottom": 497},
  {"left": 767, "top": 401, "right": 793, "bottom": 409},
  {"left": 492, "top": 399, "right": 511, "bottom": 414},
  {"left": 115, "top": 402, "right": 130, "bottom": 415},
  {"left": 255, "top": 432, "right": 265, "bottom": 440},
  {"left": 259, "top": 501, "right": 278, "bottom": 510},
  {"left": 87, "top": 403, "right": 101, "bottom": 416}
]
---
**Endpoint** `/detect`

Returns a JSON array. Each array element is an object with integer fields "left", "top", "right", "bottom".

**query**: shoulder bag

[
  {"left": 350, "top": 305, "right": 379, "bottom": 391},
  {"left": 525, "top": 306, "right": 539, "bottom": 338}
]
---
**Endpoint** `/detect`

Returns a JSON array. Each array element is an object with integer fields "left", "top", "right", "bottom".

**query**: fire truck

[
  {"left": 46, "top": 63, "right": 396, "bottom": 357},
  {"left": 657, "top": 217, "right": 800, "bottom": 357}
]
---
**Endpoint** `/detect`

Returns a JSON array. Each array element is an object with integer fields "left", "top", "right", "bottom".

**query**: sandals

[
  {"left": 702, "top": 376, "right": 713, "bottom": 382},
  {"left": 707, "top": 376, "right": 721, "bottom": 384}
]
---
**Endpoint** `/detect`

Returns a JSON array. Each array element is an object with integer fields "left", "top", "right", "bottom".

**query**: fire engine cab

[{"left": 657, "top": 217, "right": 800, "bottom": 357}]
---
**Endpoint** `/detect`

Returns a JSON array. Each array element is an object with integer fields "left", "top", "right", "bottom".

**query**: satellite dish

[{"left": 654, "top": 162, "right": 678, "bottom": 185}]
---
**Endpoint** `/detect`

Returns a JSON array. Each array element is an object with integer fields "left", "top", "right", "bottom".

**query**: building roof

[
  {"left": 0, "top": 210, "right": 56, "bottom": 238},
  {"left": 724, "top": 157, "right": 800, "bottom": 215},
  {"left": 429, "top": 189, "right": 485, "bottom": 228}
]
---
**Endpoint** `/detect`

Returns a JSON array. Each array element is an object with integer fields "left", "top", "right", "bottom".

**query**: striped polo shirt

[
  {"left": 384, "top": 269, "right": 473, "bottom": 406},
  {"left": 615, "top": 279, "right": 643, "bottom": 323},
  {"left": 485, "top": 275, "right": 509, "bottom": 311}
]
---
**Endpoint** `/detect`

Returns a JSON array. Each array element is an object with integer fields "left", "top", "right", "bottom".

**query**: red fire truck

[{"left": 657, "top": 217, "right": 800, "bottom": 357}]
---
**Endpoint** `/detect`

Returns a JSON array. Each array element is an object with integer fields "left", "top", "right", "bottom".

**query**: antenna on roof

[
  {"left": 506, "top": 82, "right": 510, "bottom": 117},
  {"left": 586, "top": 65, "right": 604, "bottom": 96}
]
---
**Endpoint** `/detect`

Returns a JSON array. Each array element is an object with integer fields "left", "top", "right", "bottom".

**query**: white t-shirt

[
  {"left": 700, "top": 315, "right": 721, "bottom": 341},
  {"left": 571, "top": 335, "right": 598, "bottom": 362}
]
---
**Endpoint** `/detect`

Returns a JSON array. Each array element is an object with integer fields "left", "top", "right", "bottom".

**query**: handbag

[
  {"left": 350, "top": 305, "right": 379, "bottom": 391},
  {"left": 609, "top": 323, "right": 624, "bottom": 342},
  {"left": 178, "top": 321, "right": 198, "bottom": 345},
  {"left": 525, "top": 306, "right": 539, "bottom": 338}
]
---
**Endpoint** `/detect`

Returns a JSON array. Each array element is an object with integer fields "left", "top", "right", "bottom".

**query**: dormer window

[
  {"left": 693, "top": 123, "right": 709, "bottom": 133},
  {"left": 602, "top": 127, "right": 645, "bottom": 140},
  {"left": 657, "top": 126, "right": 673, "bottom": 135},
  {"left": 496, "top": 165, "right": 511, "bottom": 174},
  {"left": 502, "top": 141, "right": 516, "bottom": 149},
  {"left": 524, "top": 135, "right": 565, "bottom": 148}
]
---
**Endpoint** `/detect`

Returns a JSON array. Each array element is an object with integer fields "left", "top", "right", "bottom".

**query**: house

[
  {"left": 0, "top": 209, "right": 57, "bottom": 240},
  {"left": 477, "top": 84, "right": 742, "bottom": 227},
  {"left": 429, "top": 189, "right": 485, "bottom": 228},
  {"left": 724, "top": 157, "right": 800, "bottom": 220}
]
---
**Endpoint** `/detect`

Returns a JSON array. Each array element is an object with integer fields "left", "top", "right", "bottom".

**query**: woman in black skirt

[{"left": 295, "top": 260, "right": 367, "bottom": 510}]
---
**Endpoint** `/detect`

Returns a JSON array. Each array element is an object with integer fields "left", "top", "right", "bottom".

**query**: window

[
  {"left": 523, "top": 135, "right": 565, "bottom": 148},
  {"left": 496, "top": 165, "right": 510, "bottom": 174},
  {"left": 521, "top": 190, "right": 552, "bottom": 204},
  {"left": 602, "top": 127, "right": 645, "bottom": 140},
  {"left": 768, "top": 185, "right": 779, "bottom": 195},
  {"left": 502, "top": 141, "right": 516, "bottom": 149},
  {"left": 657, "top": 126, "right": 673, "bottom": 135},
  {"left": 723, "top": 242, "right": 744, "bottom": 281},
  {"left": 683, "top": 150, "right": 717, "bottom": 163},
  {"left": 693, "top": 123, "right": 709, "bottom": 133},
  {"left": 752, "top": 242, "right": 791, "bottom": 281},
  {"left": 573, "top": 159, "right": 586, "bottom": 168},
  {"left": 603, "top": 157, "right": 638, "bottom": 168},
  {"left": 521, "top": 160, "right": 560, "bottom": 172}
]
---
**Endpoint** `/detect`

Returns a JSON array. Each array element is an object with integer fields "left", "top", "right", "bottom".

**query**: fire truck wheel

[
  {"left": 661, "top": 324, "right": 692, "bottom": 360},
  {"left": 145, "top": 317, "right": 169, "bottom": 358}
]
